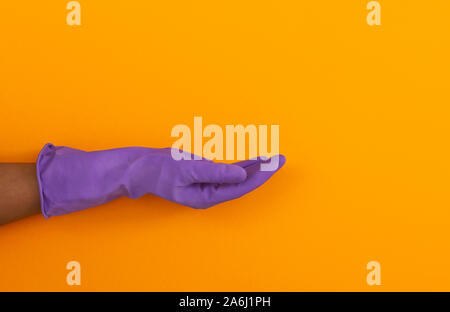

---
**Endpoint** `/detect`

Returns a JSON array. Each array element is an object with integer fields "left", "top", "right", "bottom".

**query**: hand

[
  {"left": 37, "top": 144, "right": 286, "bottom": 217},
  {"left": 127, "top": 148, "right": 286, "bottom": 209}
]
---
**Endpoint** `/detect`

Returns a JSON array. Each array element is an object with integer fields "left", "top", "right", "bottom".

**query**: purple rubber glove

[{"left": 36, "top": 143, "right": 286, "bottom": 218}]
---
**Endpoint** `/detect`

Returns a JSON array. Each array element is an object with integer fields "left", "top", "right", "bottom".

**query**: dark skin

[{"left": 0, "top": 163, "right": 41, "bottom": 225}]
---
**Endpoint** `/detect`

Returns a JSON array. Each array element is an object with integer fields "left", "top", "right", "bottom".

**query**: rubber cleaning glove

[{"left": 36, "top": 143, "right": 286, "bottom": 218}]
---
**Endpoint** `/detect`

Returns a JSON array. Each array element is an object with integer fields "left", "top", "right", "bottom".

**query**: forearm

[
  {"left": 0, "top": 143, "right": 284, "bottom": 224},
  {"left": 0, "top": 163, "right": 41, "bottom": 225}
]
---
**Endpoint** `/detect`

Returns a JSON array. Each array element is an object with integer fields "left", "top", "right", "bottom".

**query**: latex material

[{"left": 36, "top": 143, "right": 286, "bottom": 218}]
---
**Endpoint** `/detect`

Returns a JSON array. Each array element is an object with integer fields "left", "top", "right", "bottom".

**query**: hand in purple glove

[{"left": 36, "top": 143, "right": 286, "bottom": 218}]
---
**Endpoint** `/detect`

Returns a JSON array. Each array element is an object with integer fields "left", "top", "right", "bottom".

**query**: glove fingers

[
  {"left": 165, "top": 147, "right": 214, "bottom": 162},
  {"left": 233, "top": 157, "right": 267, "bottom": 175},
  {"left": 232, "top": 159, "right": 259, "bottom": 167},
  {"left": 188, "top": 161, "right": 247, "bottom": 184},
  {"left": 213, "top": 154, "right": 286, "bottom": 202}
]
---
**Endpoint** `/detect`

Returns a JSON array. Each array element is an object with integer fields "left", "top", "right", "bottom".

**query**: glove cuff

[{"left": 36, "top": 143, "right": 56, "bottom": 218}]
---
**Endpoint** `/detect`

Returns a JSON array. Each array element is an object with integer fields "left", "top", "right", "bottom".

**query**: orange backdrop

[{"left": 1, "top": 0, "right": 450, "bottom": 291}]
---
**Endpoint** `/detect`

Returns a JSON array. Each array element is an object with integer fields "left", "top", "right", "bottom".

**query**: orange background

[{"left": 1, "top": 0, "right": 450, "bottom": 291}]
